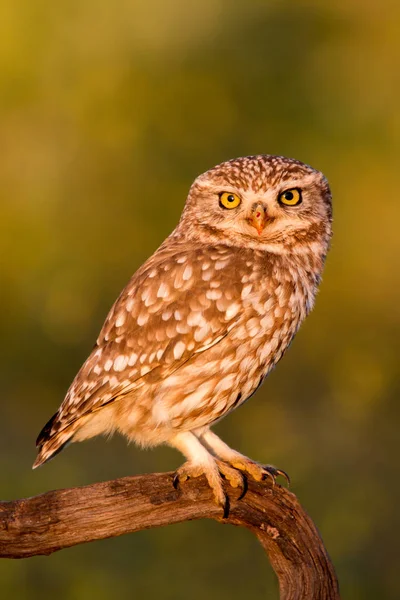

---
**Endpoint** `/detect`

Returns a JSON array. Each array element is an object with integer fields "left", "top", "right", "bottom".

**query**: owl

[{"left": 33, "top": 155, "right": 332, "bottom": 510}]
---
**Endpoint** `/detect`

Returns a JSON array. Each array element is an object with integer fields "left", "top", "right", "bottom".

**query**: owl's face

[{"left": 180, "top": 155, "right": 332, "bottom": 251}]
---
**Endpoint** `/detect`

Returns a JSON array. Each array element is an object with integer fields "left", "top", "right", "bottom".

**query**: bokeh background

[{"left": 1, "top": 0, "right": 399, "bottom": 598}]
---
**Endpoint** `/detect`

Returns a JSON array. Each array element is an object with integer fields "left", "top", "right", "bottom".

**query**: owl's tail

[{"left": 32, "top": 412, "right": 75, "bottom": 469}]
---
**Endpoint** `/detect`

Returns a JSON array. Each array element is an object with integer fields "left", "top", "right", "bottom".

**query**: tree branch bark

[{"left": 0, "top": 472, "right": 340, "bottom": 600}]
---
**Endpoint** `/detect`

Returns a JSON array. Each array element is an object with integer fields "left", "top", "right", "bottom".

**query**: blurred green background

[{"left": 1, "top": 0, "right": 399, "bottom": 598}]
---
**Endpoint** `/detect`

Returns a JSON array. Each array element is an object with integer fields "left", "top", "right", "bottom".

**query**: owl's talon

[
  {"left": 237, "top": 476, "right": 248, "bottom": 500},
  {"left": 221, "top": 495, "right": 230, "bottom": 519},
  {"left": 261, "top": 465, "right": 290, "bottom": 487}
]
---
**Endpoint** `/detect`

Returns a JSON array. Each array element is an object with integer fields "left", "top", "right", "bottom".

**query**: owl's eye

[
  {"left": 219, "top": 192, "right": 241, "bottom": 209},
  {"left": 278, "top": 188, "right": 302, "bottom": 206}
]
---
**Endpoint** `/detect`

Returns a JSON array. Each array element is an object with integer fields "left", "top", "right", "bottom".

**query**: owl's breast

[
  {"left": 231, "top": 266, "right": 315, "bottom": 384},
  {"left": 134, "top": 250, "right": 317, "bottom": 434}
]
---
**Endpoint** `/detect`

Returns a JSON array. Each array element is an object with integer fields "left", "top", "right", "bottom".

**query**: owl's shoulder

[{"left": 131, "top": 239, "right": 272, "bottom": 289}]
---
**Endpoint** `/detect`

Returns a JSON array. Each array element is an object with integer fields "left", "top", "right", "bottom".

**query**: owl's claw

[
  {"left": 261, "top": 465, "right": 290, "bottom": 487},
  {"left": 173, "top": 460, "right": 229, "bottom": 515}
]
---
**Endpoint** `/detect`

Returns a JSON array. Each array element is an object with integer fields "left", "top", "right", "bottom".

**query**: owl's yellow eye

[
  {"left": 278, "top": 188, "right": 302, "bottom": 206},
  {"left": 219, "top": 192, "right": 241, "bottom": 209}
]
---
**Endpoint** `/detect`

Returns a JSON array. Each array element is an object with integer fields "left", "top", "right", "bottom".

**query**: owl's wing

[{"left": 45, "top": 244, "right": 247, "bottom": 437}]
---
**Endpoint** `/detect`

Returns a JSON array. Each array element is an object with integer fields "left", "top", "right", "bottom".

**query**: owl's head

[{"left": 178, "top": 155, "right": 332, "bottom": 253}]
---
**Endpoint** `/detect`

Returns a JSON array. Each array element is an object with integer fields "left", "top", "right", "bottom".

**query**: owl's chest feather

[{"left": 233, "top": 260, "right": 316, "bottom": 372}]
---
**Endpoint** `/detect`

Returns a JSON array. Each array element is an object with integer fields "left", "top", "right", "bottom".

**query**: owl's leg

[
  {"left": 196, "top": 428, "right": 290, "bottom": 486},
  {"left": 169, "top": 431, "right": 242, "bottom": 512}
]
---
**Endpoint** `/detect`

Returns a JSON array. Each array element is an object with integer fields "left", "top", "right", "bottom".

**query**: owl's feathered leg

[
  {"left": 195, "top": 428, "right": 290, "bottom": 486},
  {"left": 169, "top": 431, "right": 243, "bottom": 513}
]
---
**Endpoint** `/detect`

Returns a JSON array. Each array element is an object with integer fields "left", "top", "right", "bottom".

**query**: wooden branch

[{"left": 0, "top": 472, "right": 340, "bottom": 600}]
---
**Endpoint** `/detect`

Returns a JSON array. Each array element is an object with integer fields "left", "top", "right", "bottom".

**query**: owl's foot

[
  {"left": 196, "top": 429, "right": 290, "bottom": 487},
  {"left": 173, "top": 460, "right": 228, "bottom": 512},
  {"left": 227, "top": 457, "right": 290, "bottom": 486},
  {"left": 173, "top": 459, "right": 246, "bottom": 515},
  {"left": 170, "top": 431, "right": 246, "bottom": 516}
]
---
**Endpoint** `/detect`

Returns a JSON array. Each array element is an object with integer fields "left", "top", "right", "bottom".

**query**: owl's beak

[{"left": 249, "top": 203, "right": 268, "bottom": 235}]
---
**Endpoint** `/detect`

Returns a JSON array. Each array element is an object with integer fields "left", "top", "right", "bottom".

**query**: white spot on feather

[
  {"left": 194, "top": 325, "right": 209, "bottom": 342},
  {"left": 259, "top": 342, "right": 273, "bottom": 363},
  {"left": 182, "top": 264, "right": 193, "bottom": 281},
  {"left": 206, "top": 289, "right": 222, "bottom": 300},
  {"left": 247, "top": 318, "right": 260, "bottom": 338},
  {"left": 241, "top": 284, "right": 253, "bottom": 299},
  {"left": 173, "top": 341, "right": 186, "bottom": 360},
  {"left": 114, "top": 355, "right": 128, "bottom": 371},
  {"left": 260, "top": 314, "right": 274, "bottom": 329},
  {"left": 115, "top": 313, "right": 126, "bottom": 327},
  {"left": 128, "top": 353, "right": 138, "bottom": 366},
  {"left": 187, "top": 311, "right": 205, "bottom": 327},
  {"left": 157, "top": 282, "right": 169, "bottom": 298},
  {"left": 225, "top": 303, "right": 240, "bottom": 319},
  {"left": 264, "top": 298, "right": 274, "bottom": 311},
  {"left": 141, "top": 287, "right": 156, "bottom": 307},
  {"left": 215, "top": 259, "right": 230, "bottom": 270},
  {"left": 137, "top": 312, "right": 149, "bottom": 326},
  {"left": 214, "top": 373, "right": 236, "bottom": 393},
  {"left": 176, "top": 322, "right": 190, "bottom": 334}
]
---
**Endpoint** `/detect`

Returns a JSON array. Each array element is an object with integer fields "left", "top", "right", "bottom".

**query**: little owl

[{"left": 34, "top": 155, "right": 332, "bottom": 510}]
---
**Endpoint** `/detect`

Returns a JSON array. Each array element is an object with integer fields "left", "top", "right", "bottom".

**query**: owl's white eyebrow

[{"left": 205, "top": 183, "right": 239, "bottom": 195}]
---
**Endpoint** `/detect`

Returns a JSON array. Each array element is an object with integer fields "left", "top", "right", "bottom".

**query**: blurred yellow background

[{"left": 1, "top": 0, "right": 399, "bottom": 598}]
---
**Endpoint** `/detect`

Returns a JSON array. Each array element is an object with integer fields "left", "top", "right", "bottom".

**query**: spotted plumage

[{"left": 34, "top": 155, "right": 332, "bottom": 509}]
